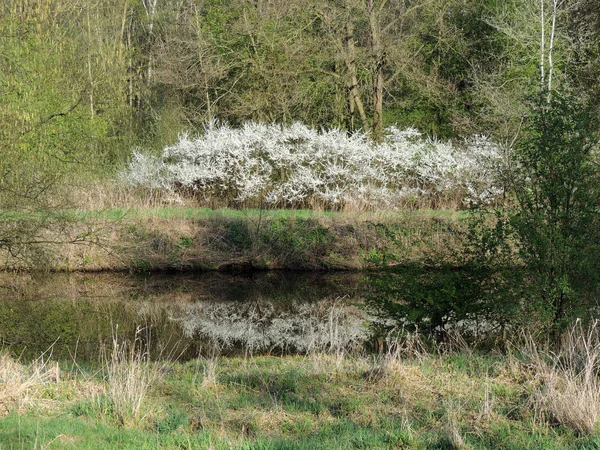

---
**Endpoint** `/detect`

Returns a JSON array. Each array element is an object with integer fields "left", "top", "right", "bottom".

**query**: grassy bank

[
  {"left": 0, "top": 207, "right": 467, "bottom": 272},
  {"left": 2, "top": 327, "right": 600, "bottom": 449}
]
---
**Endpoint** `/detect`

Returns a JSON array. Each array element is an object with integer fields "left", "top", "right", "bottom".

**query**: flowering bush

[{"left": 121, "top": 122, "right": 505, "bottom": 209}]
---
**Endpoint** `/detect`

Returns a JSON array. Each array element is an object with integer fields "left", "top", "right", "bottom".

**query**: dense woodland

[{"left": 2, "top": 0, "right": 599, "bottom": 179}]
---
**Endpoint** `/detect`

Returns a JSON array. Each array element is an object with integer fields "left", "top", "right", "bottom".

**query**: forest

[
  {"left": 2, "top": 0, "right": 599, "bottom": 174},
  {"left": 2, "top": 0, "right": 599, "bottom": 239}
]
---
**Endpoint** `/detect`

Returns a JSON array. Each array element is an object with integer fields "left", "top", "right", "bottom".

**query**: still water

[
  {"left": 0, "top": 271, "right": 372, "bottom": 362},
  {"left": 0, "top": 268, "right": 507, "bottom": 362}
]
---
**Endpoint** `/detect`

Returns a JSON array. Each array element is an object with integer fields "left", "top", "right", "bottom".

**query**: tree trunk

[
  {"left": 368, "top": 0, "right": 384, "bottom": 141},
  {"left": 142, "top": 0, "right": 157, "bottom": 85},
  {"left": 372, "top": 58, "right": 384, "bottom": 142},
  {"left": 344, "top": 19, "right": 370, "bottom": 133},
  {"left": 86, "top": 7, "right": 95, "bottom": 118}
]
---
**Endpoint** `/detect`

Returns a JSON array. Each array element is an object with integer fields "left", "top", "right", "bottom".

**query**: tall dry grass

[
  {"left": 70, "top": 179, "right": 191, "bottom": 211},
  {"left": 0, "top": 352, "right": 60, "bottom": 415},
  {"left": 527, "top": 321, "right": 600, "bottom": 434},
  {"left": 102, "top": 327, "right": 164, "bottom": 426},
  {"left": 505, "top": 321, "right": 600, "bottom": 434},
  {"left": 365, "top": 324, "right": 600, "bottom": 437},
  {"left": 0, "top": 329, "right": 166, "bottom": 427},
  {"left": 71, "top": 179, "right": 474, "bottom": 212}
]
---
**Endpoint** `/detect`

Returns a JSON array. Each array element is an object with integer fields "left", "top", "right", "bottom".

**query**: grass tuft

[
  {"left": 102, "top": 327, "right": 163, "bottom": 427},
  {"left": 528, "top": 321, "right": 600, "bottom": 434},
  {"left": 0, "top": 351, "right": 60, "bottom": 415}
]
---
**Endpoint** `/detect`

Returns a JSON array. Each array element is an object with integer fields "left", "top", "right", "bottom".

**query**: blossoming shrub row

[{"left": 121, "top": 122, "right": 505, "bottom": 209}]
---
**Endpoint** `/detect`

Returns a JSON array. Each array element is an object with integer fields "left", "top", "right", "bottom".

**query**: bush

[
  {"left": 515, "top": 91, "right": 599, "bottom": 328},
  {"left": 121, "top": 122, "right": 505, "bottom": 209},
  {"left": 490, "top": 90, "right": 600, "bottom": 333}
]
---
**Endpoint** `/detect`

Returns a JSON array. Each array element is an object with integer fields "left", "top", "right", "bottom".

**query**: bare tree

[{"left": 142, "top": 0, "right": 158, "bottom": 84}]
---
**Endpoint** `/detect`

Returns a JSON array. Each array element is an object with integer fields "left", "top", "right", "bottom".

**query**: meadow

[{"left": 3, "top": 324, "right": 600, "bottom": 449}]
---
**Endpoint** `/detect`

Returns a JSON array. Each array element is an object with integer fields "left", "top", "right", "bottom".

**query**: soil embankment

[{"left": 1, "top": 209, "right": 467, "bottom": 272}]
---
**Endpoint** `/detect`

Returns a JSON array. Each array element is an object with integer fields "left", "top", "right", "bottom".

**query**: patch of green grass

[
  {"left": 249, "top": 418, "right": 418, "bottom": 450},
  {"left": 0, "top": 413, "right": 219, "bottom": 449},
  {"left": 73, "top": 207, "right": 339, "bottom": 222},
  {"left": 2, "top": 349, "right": 600, "bottom": 449},
  {"left": 2, "top": 206, "right": 469, "bottom": 223}
]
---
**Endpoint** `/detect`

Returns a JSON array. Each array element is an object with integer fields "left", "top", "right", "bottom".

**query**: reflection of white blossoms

[
  {"left": 166, "top": 299, "right": 370, "bottom": 353},
  {"left": 122, "top": 122, "right": 505, "bottom": 207}
]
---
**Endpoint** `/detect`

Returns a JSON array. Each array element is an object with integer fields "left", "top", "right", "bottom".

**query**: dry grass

[
  {"left": 199, "top": 346, "right": 221, "bottom": 388},
  {"left": 0, "top": 352, "right": 60, "bottom": 415},
  {"left": 4, "top": 325, "right": 600, "bottom": 447},
  {"left": 364, "top": 329, "right": 429, "bottom": 383},
  {"left": 69, "top": 180, "right": 191, "bottom": 211},
  {"left": 0, "top": 330, "right": 167, "bottom": 427},
  {"left": 2, "top": 179, "right": 468, "bottom": 271},
  {"left": 524, "top": 321, "right": 600, "bottom": 434},
  {"left": 70, "top": 178, "right": 473, "bottom": 213},
  {"left": 445, "top": 399, "right": 469, "bottom": 450},
  {"left": 102, "top": 327, "right": 164, "bottom": 427}
]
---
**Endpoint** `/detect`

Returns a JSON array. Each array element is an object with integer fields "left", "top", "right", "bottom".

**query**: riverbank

[
  {"left": 1, "top": 329, "right": 598, "bottom": 449},
  {"left": 0, "top": 208, "right": 468, "bottom": 272}
]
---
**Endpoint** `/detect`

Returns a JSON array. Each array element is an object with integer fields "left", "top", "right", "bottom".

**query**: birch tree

[{"left": 141, "top": 0, "right": 158, "bottom": 84}]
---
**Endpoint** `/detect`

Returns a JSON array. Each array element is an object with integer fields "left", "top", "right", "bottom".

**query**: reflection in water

[
  {"left": 0, "top": 271, "right": 370, "bottom": 361},
  {"left": 365, "top": 267, "right": 506, "bottom": 340},
  {"left": 167, "top": 299, "right": 369, "bottom": 353},
  {"left": 0, "top": 268, "right": 525, "bottom": 362}
]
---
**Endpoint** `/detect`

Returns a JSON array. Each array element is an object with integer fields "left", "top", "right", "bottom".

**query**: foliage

[
  {"left": 0, "top": 5, "right": 136, "bottom": 172},
  {"left": 1, "top": 0, "right": 599, "bottom": 164},
  {"left": 121, "top": 122, "right": 505, "bottom": 209},
  {"left": 366, "top": 91, "right": 600, "bottom": 336},
  {"left": 0, "top": 1, "right": 138, "bottom": 265},
  {"left": 508, "top": 90, "right": 600, "bottom": 331},
  {"left": 459, "top": 89, "right": 600, "bottom": 336},
  {"left": 364, "top": 266, "right": 523, "bottom": 343}
]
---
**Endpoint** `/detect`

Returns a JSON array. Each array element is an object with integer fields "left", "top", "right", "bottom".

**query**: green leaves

[{"left": 509, "top": 89, "right": 600, "bottom": 330}]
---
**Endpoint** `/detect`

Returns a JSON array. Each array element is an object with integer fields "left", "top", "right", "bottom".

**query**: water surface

[
  {"left": 0, "top": 267, "right": 509, "bottom": 362},
  {"left": 0, "top": 271, "right": 370, "bottom": 361}
]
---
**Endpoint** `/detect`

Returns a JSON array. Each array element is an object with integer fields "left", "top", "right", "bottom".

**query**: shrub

[
  {"left": 508, "top": 90, "right": 600, "bottom": 331},
  {"left": 121, "top": 122, "right": 505, "bottom": 209}
]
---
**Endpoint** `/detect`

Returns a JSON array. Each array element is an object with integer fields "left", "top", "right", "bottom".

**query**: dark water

[
  {"left": 0, "top": 271, "right": 372, "bottom": 362},
  {"left": 0, "top": 268, "right": 531, "bottom": 362}
]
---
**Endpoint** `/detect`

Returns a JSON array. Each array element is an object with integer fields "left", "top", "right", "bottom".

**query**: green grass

[
  {"left": 0, "top": 413, "right": 218, "bottom": 449},
  {"left": 92, "top": 206, "right": 468, "bottom": 222},
  {"left": 2, "top": 349, "right": 600, "bottom": 449},
  {"left": 58, "top": 207, "right": 341, "bottom": 222},
  {"left": 1, "top": 206, "right": 467, "bottom": 222}
]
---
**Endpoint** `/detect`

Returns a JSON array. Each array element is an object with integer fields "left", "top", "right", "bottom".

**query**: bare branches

[{"left": 546, "top": 0, "right": 559, "bottom": 95}]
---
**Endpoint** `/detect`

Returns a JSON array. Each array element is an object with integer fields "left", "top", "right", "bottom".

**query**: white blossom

[
  {"left": 167, "top": 299, "right": 370, "bottom": 353},
  {"left": 121, "top": 122, "right": 506, "bottom": 208}
]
